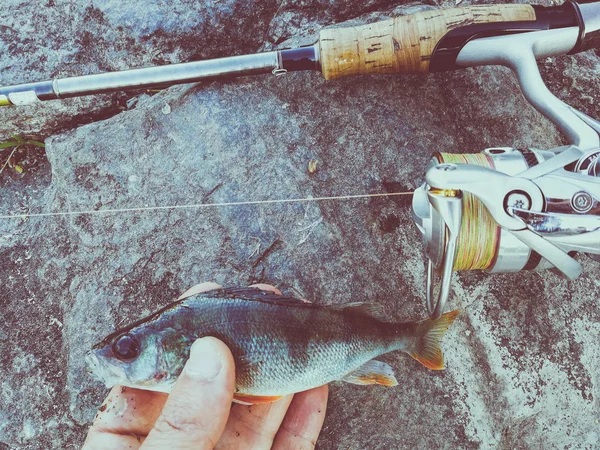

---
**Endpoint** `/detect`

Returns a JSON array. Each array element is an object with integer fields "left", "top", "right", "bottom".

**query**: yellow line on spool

[{"left": 436, "top": 152, "right": 500, "bottom": 271}]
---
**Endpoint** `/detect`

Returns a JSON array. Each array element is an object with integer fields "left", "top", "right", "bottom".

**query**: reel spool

[
  {"left": 414, "top": 145, "right": 600, "bottom": 317},
  {"left": 414, "top": 147, "right": 553, "bottom": 279}
]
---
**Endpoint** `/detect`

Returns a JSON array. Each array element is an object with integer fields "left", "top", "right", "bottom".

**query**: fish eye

[{"left": 112, "top": 334, "right": 140, "bottom": 361}]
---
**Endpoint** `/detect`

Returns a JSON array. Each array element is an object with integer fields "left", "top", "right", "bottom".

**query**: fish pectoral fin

[
  {"left": 335, "top": 302, "right": 387, "bottom": 320},
  {"left": 341, "top": 359, "right": 398, "bottom": 387},
  {"left": 233, "top": 393, "right": 283, "bottom": 405}
]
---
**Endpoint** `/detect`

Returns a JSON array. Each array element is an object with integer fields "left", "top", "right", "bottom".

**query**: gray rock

[{"left": 1, "top": 1, "right": 600, "bottom": 449}]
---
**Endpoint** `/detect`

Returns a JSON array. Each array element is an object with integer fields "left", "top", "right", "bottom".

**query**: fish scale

[
  {"left": 206, "top": 297, "right": 387, "bottom": 394},
  {"left": 87, "top": 287, "right": 458, "bottom": 403}
]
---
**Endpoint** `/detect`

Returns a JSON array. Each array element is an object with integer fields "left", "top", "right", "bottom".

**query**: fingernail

[{"left": 184, "top": 338, "right": 223, "bottom": 381}]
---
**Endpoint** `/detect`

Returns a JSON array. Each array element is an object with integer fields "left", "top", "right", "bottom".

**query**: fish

[{"left": 86, "top": 287, "right": 459, "bottom": 404}]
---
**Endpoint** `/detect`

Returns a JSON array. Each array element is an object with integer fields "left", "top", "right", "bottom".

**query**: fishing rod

[
  {"left": 1, "top": 1, "right": 599, "bottom": 319},
  {"left": 0, "top": 1, "right": 598, "bottom": 108}
]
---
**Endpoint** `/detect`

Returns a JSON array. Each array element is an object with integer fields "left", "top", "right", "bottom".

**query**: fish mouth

[{"left": 85, "top": 350, "right": 127, "bottom": 388}]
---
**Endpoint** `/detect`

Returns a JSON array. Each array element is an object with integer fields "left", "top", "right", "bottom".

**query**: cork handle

[{"left": 319, "top": 4, "right": 536, "bottom": 79}]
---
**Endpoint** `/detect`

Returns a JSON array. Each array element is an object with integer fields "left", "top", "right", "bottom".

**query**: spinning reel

[
  {"left": 412, "top": 146, "right": 600, "bottom": 318},
  {"left": 412, "top": 3, "right": 600, "bottom": 317}
]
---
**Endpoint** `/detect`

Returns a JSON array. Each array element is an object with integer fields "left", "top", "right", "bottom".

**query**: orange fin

[
  {"left": 233, "top": 393, "right": 283, "bottom": 405},
  {"left": 410, "top": 310, "right": 459, "bottom": 370},
  {"left": 341, "top": 359, "right": 398, "bottom": 386}
]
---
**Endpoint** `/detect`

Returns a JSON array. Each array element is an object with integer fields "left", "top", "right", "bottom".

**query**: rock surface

[{"left": 1, "top": 1, "right": 600, "bottom": 449}]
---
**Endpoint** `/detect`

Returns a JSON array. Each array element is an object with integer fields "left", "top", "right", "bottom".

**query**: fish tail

[{"left": 408, "top": 310, "right": 459, "bottom": 370}]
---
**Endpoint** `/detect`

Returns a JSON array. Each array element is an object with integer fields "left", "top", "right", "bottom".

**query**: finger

[
  {"left": 87, "top": 386, "right": 168, "bottom": 438},
  {"left": 272, "top": 386, "right": 329, "bottom": 450},
  {"left": 83, "top": 429, "right": 145, "bottom": 450},
  {"left": 141, "top": 337, "right": 235, "bottom": 450},
  {"left": 83, "top": 387, "right": 167, "bottom": 449},
  {"left": 179, "top": 282, "right": 222, "bottom": 300},
  {"left": 215, "top": 395, "right": 294, "bottom": 450}
]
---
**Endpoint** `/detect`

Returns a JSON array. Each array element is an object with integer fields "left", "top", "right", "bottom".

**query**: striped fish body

[{"left": 87, "top": 288, "right": 458, "bottom": 403}]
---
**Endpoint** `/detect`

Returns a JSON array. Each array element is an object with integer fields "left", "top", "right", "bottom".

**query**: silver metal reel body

[
  {"left": 412, "top": 9, "right": 600, "bottom": 318},
  {"left": 413, "top": 147, "right": 600, "bottom": 317}
]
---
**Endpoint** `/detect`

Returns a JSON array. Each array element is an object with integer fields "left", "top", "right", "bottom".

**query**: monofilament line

[{"left": 0, "top": 191, "right": 413, "bottom": 220}]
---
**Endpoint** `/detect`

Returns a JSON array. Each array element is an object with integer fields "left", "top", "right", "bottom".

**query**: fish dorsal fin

[
  {"left": 178, "top": 282, "right": 222, "bottom": 300},
  {"left": 210, "top": 287, "right": 315, "bottom": 307},
  {"left": 341, "top": 359, "right": 398, "bottom": 387},
  {"left": 335, "top": 302, "right": 387, "bottom": 320}
]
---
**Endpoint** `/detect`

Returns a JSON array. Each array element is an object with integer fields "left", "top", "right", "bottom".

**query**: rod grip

[{"left": 318, "top": 4, "right": 536, "bottom": 79}]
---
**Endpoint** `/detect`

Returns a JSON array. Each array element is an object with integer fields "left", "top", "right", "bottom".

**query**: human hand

[{"left": 83, "top": 283, "right": 329, "bottom": 450}]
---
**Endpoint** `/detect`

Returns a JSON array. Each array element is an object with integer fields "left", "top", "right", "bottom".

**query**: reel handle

[{"left": 508, "top": 228, "right": 582, "bottom": 279}]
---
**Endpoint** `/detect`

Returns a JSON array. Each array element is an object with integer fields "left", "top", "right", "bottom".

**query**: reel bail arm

[{"left": 425, "top": 187, "right": 462, "bottom": 319}]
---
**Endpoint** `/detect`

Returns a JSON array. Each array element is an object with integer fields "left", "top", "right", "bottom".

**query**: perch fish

[{"left": 86, "top": 287, "right": 458, "bottom": 404}]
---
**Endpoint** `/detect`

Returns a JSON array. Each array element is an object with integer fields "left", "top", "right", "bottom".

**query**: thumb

[{"left": 141, "top": 337, "right": 235, "bottom": 450}]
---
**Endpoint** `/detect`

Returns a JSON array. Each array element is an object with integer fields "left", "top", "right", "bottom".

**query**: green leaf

[
  {"left": 0, "top": 135, "right": 45, "bottom": 150},
  {"left": 0, "top": 141, "right": 19, "bottom": 149},
  {"left": 26, "top": 140, "right": 45, "bottom": 148}
]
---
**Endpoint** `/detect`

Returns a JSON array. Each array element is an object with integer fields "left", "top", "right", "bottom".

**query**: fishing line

[
  {"left": 0, "top": 191, "right": 413, "bottom": 220},
  {"left": 435, "top": 152, "right": 500, "bottom": 271}
]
